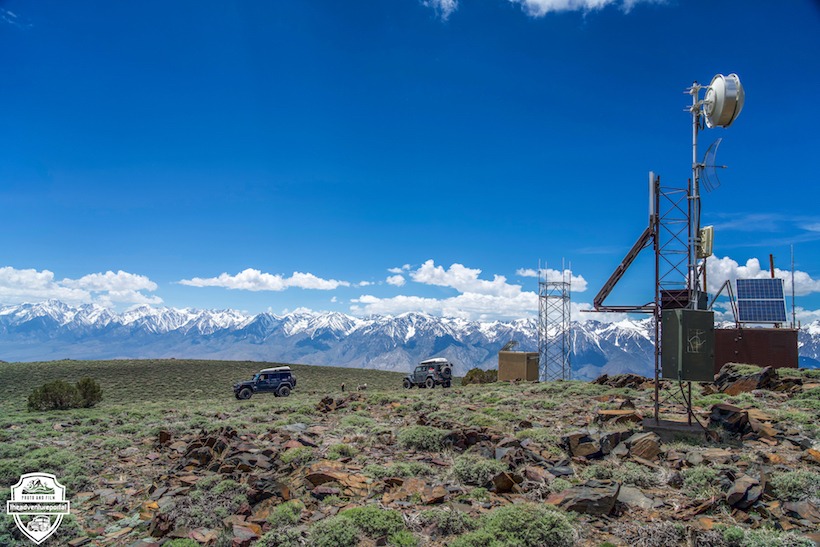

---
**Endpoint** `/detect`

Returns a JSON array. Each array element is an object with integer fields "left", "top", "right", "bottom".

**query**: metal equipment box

[
  {"left": 498, "top": 351, "right": 539, "bottom": 382},
  {"left": 661, "top": 309, "right": 715, "bottom": 382},
  {"left": 714, "top": 328, "right": 798, "bottom": 373}
]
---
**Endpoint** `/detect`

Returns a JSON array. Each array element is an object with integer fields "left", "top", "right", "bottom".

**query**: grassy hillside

[
  {"left": 0, "top": 359, "right": 818, "bottom": 547},
  {"left": 0, "top": 359, "right": 405, "bottom": 412}
]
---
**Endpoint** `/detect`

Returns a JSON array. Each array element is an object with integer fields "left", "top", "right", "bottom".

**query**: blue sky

[{"left": 1, "top": 0, "right": 819, "bottom": 322}]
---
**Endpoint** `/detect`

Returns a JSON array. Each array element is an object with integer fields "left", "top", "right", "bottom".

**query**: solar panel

[
  {"left": 737, "top": 300, "right": 787, "bottom": 323},
  {"left": 736, "top": 278, "right": 785, "bottom": 300},
  {"left": 736, "top": 278, "right": 786, "bottom": 323}
]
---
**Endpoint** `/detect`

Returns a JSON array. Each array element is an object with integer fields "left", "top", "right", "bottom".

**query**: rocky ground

[{"left": 1, "top": 363, "right": 818, "bottom": 546}]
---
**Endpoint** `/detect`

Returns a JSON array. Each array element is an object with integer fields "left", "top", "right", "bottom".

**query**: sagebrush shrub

[
  {"left": 75, "top": 377, "right": 103, "bottom": 407},
  {"left": 452, "top": 453, "right": 507, "bottom": 486},
  {"left": 461, "top": 368, "right": 497, "bottom": 386},
  {"left": 451, "top": 503, "right": 575, "bottom": 547},
  {"left": 397, "top": 426, "right": 447, "bottom": 451},
  {"left": 309, "top": 514, "right": 359, "bottom": 547},
  {"left": 27, "top": 380, "right": 81, "bottom": 411},
  {"left": 340, "top": 506, "right": 405, "bottom": 538},
  {"left": 27, "top": 378, "right": 103, "bottom": 411}
]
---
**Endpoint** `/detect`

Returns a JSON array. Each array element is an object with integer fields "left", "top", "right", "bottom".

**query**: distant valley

[{"left": 1, "top": 300, "right": 818, "bottom": 378}]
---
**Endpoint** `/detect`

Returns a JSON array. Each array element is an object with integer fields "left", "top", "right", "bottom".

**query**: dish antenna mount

[{"left": 686, "top": 73, "right": 745, "bottom": 307}]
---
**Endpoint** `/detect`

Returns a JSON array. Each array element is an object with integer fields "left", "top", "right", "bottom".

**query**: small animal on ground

[
  {"left": 357, "top": 383, "right": 367, "bottom": 391},
  {"left": 341, "top": 383, "right": 345, "bottom": 392}
]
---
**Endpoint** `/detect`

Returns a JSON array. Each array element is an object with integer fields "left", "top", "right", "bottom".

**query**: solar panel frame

[{"left": 736, "top": 278, "right": 787, "bottom": 323}]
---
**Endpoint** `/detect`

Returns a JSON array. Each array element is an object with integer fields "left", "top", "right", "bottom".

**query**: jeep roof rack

[
  {"left": 260, "top": 366, "right": 291, "bottom": 373},
  {"left": 420, "top": 358, "right": 449, "bottom": 365}
]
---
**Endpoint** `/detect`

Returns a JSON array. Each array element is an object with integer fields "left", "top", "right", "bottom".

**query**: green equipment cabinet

[{"left": 661, "top": 309, "right": 715, "bottom": 382}]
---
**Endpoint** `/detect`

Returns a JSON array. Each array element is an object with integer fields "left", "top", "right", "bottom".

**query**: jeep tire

[
  {"left": 238, "top": 387, "right": 253, "bottom": 400},
  {"left": 277, "top": 385, "right": 291, "bottom": 397},
  {"left": 425, "top": 377, "right": 435, "bottom": 389},
  {"left": 403, "top": 378, "right": 412, "bottom": 389},
  {"left": 441, "top": 366, "right": 452, "bottom": 380}
]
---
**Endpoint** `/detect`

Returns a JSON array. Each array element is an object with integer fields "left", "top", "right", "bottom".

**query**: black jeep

[
  {"left": 403, "top": 358, "right": 453, "bottom": 389},
  {"left": 233, "top": 366, "right": 297, "bottom": 399}
]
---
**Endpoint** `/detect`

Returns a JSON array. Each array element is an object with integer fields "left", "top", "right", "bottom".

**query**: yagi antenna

[{"left": 701, "top": 137, "right": 727, "bottom": 192}]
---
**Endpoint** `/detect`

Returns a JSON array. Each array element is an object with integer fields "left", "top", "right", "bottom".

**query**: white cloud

[
  {"left": 706, "top": 256, "right": 820, "bottom": 297},
  {"left": 411, "top": 259, "right": 522, "bottom": 298},
  {"left": 515, "top": 267, "right": 588, "bottom": 292},
  {"left": 386, "top": 274, "right": 406, "bottom": 287},
  {"left": 351, "top": 291, "right": 538, "bottom": 321},
  {"left": 179, "top": 268, "right": 350, "bottom": 292},
  {"left": 422, "top": 0, "right": 458, "bottom": 20},
  {"left": 358, "top": 281, "right": 374, "bottom": 287},
  {"left": 0, "top": 266, "right": 161, "bottom": 306},
  {"left": 62, "top": 270, "right": 158, "bottom": 292},
  {"left": 508, "top": 0, "right": 655, "bottom": 16},
  {"left": 387, "top": 265, "right": 411, "bottom": 274}
]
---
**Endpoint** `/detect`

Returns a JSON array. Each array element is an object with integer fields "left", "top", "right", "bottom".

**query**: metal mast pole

[{"left": 689, "top": 82, "right": 702, "bottom": 309}]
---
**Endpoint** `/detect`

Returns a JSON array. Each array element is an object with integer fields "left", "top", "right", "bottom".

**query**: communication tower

[{"left": 538, "top": 265, "right": 572, "bottom": 381}]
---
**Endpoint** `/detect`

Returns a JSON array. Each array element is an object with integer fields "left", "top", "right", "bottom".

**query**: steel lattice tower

[{"left": 538, "top": 268, "right": 572, "bottom": 381}]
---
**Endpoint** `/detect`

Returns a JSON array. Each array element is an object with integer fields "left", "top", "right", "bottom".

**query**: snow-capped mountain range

[{"left": 1, "top": 300, "right": 818, "bottom": 378}]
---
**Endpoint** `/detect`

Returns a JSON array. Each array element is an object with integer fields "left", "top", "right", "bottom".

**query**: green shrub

[
  {"left": 515, "top": 428, "right": 557, "bottom": 445},
  {"left": 327, "top": 443, "right": 358, "bottom": 460},
  {"left": 388, "top": 530, "right": 418, "bottom": 546},
  {"left": 268, "top": 500, "right": 305, "bottom": 527},
  {"left": 309, "top": 514, "right": 359, "bottom": 547},
  {"left": 549, "top": 478, "right": 571, "bottom": 493},
  {"left": 453, "top": 453, "right": 507, "bottom": 486},
  {"left": 681, "top": 465, "right": 721, "bottom": 500},
  {"left": 165, "top": 540, "right": 200, "bottom": 547},
  {"left": 461, "top": 368, "right": 498, "bottom": 386},
  {"left": 258, "top": 527, "right": 303, "bottom": 547},
  {"left": 397, "top": 426, "right": 447, "bottom": 451},
  {"left": 75, "top": 377, "right": 103, "bottom": 407},
  {"left": 418, "top": 508, "right": 477, "bottom": 536},
  {"left": 340, "top": 506, "right": 405, "bottom": 538},
  {"left": 769, "top": 470, "right": 820, "bottom": 501},
  {"left": 739, "top": 528, "right": 815, "bottom": 547},
  {"left": 451, "top": 503, "right": 575, "bottom": 547},
  {"left": 581, "top": 461, "right": 659, "bottom": 488},
  {"left": 281, "top": 446, "right": 314, "bottom": 466},
  {"left": 27, "top": 380, "right": 81, "bottom": 411},
  {"left": 27, "top": 378, "right": 104, "bottom": 411},
  {"left": 363, "top": 462, "right": 433, "bottom": 479}
]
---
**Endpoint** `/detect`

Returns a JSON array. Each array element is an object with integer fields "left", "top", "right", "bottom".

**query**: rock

[
  {"left": 489, "top": 472, "right": 522, "bottom": 494},
  {"left": 783, "top": 500, "right": 820, "bottom": 524},
  {"left": 617, "top": 485, "right": 659, "bottom": 511},
  {"left": 231, "top": 524, "right": 260, "bottom": 547},
  {"left": 311, "top": 485, "right": 341, "bottom": 499},
  {"left": 158, "top": 430, "right": 172, "bottom": 445},
  {"left": 189, "top": 528, "right": 220, "bottom": 543},
  {"left": 382, "top": 477, "right": 447, "bottom": 505},
  {"left": 67, "top": 538, "right": 91, "bottom": 547},
  {"left": 118, "top": 447, "right": 140, "bottom": 458},
  {"left": 701, "top": 448, "right": 735, "bottom": 465},
  {"left": 714, "top": 364, "right": 779, "bottom": 395},
  {"left": 726, "top": 475, "right": 761, "bottom": 509},
  {"left": 305, "top": 462, "right": 371, "bottom": 497},
  {"left": 561, "top": 430, "right": 629, "bottom": 459},
  {"left": 624, "top": 432, "right": 662, "bottom": 460},
  {"left": 555, "top": 480, "right": 620, "bottom": 515},
  {"left": 709, "top": 404, "right": 750, "bottom": 434},
  {"left": 596, "top": 409, "right": 642, "bottom": 425},
  {"left": 802, "top": 448, "right": 820, "bottom": 464},
  {"left": 593, "top": 374, "right": 649, "bottom": 389}
]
